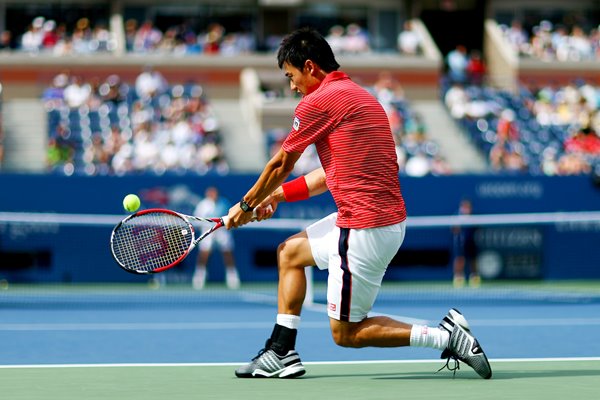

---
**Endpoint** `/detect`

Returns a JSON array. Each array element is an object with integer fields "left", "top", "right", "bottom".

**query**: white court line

[{"left": 1, "top": 357, "right": 599, "bottom": 369}]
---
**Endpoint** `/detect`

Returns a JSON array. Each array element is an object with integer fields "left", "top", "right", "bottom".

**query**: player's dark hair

[{"left": 277, "top": 27, "right": 340, "bottom": 72}]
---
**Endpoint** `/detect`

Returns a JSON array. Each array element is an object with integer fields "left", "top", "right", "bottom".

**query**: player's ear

[{"left": 305, "top": 60, "right": 316, "bottom": 75}]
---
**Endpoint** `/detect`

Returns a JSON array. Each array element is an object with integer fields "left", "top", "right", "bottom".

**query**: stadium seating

[
  {"left": 45, "top": 75, "right": 229, "bottom": 176},
  {"left": 442, "top": 80, "right": 600, "bottom": 175}
]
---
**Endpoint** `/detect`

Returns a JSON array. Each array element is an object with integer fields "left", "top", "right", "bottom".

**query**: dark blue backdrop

[{"left": 1, "top": 173, "right": 599, "bottom": 282}]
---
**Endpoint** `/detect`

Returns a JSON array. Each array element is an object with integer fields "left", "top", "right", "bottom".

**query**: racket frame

[{"left": 110, "top": 208, "right": 226, "bottom": 274}]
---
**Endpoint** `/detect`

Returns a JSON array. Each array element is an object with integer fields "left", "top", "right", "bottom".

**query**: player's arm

[
  {"left": 227, "top": 147, "right": 301, "bottom": 228},
  {"left": 252, "top": 167, "right": 326, "bottom": 222},
  {"left": 268, "top": 167, "right": 327, "bottom": 203}
]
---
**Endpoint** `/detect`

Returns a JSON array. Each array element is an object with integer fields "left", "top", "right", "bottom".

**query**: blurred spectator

[
  {"left": 133, "top": 20, "right": 163, "bottom": 53},
  {"left": 42, "top": 72, "right": 69, "bottom": 109},
  {"left": 83, "top": 134, "right": 111, "bottom": 174},
  {"left": 135, "top": 66, "right": 168, "bottom": 100},
  {"left": 41, "top": 20, "right": 59, "bottom": 49},
  {"left": 192, "top": 186, "right": 240, "bottom": 290},
  {"left": 564, "top": 121, "right": 600, "bottom": 155},
  {"left": 91, "top": 22, "right": 113, "bottom": 52},
  {"left": 371, "top": 71, "right": 405, "bottom": 105},
  {"left": 466, "top": 50, "right": 486, "bottom": 85},
  {"left": 451, "top": 198, "right": 480, "bottom": 288},
  {"left": 557, "top": 152, "right": 591, "bottom": 175},
  {"left": 124, "top": 19, "right": 138, "bottom": 52},
  {"left": 325, "top": 25, "right": 346, "bottom": 55},
  {"left": 446, "top": 44, "right": 469, "bottom": 84},
  {"left": 99, "top": 74, "right": 126, "bottom": 104},
  {"left": 71, "top": 17, "right": 93, "bottom": 54},
  {"left": 21, "top": 16, "right": 45, "bottom": 52},
  {"left": 496, "top": 109, "right": 519, "bottom": 142},
  {"left": 503, "top": 19, "right": 529, "bottom": 55},
  {"left": 47, "top": 128, "right": 75, "bottom": 171},
  {"left": 431, "top": 154, "right": 452, "bottom": 175},
  {"left": 404, "top": 151, "right": 431, "bottom": 176},
  {"left": 0, "top": 30, "right": 15, "bottom": 50},
  {"left": 63, "top": 75, "right": 91, "bottom": 109},
  {"left": 343, "top": 23, "right": 370, "bottom": 54},
  {"left": 444, "top": 82, "right": 469, "bottom": 119},
  {"left": 397, "top": 20, "right": 422, "bottom": 55},
  {"left": 202, "top": 23, "right": 225, "bottom": 54},
  {"left": 489, "top": 132, "right": 527, "bottom": 173}
]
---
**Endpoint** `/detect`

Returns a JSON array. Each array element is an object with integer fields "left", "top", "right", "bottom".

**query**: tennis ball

[{"left": 123, "top": 194, "right": 141, "bottom": 212}]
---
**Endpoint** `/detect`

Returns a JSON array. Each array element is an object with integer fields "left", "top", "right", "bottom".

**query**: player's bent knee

[
  {"left": 330, "top": 321, "right": 361, "bottom": 348},
  {"left": 277, "top": 234, "right": 312, "bottom": 270},
  {"left": 331, "top": 331, "right": 361, "bottom": 348},
  {"left": 277, "top": 241, "right": 298, "bottom": 268}
]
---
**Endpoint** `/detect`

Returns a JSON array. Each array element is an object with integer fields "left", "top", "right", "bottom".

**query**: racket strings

[{"left": 112, "top": 212, "right": 196, "bottom": 272}]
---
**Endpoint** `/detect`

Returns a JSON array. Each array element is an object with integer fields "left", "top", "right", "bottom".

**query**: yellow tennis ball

[{"left": 123, "top": 194, "right": 141, "bottom": 212}]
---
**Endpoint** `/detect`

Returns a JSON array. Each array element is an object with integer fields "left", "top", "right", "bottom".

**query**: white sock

[
  {"left": 276, "top": 314, "right": 301, "bottom": 330},
  {"left": 410, "top": 325, "right": 449, "bottom": 350}
]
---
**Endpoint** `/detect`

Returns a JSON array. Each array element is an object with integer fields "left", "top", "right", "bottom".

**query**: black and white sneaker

[
  {"left": 235, "top": 346, "right": 306, "bottom": 378},
  {"left": 439, "top": 308, "right": 492, "bottom": 379}
]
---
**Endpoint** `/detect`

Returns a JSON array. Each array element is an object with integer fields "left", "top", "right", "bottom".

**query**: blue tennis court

[
  {"left": 2, "top": 281, "right": 599, "bottom": 365},
  {"left": 1, "top": 282, "right": 599, "bottom": 400}
]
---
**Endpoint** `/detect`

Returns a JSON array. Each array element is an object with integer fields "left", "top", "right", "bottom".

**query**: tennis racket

[{"left": 110, "top": 207, "right": 262, "bottom": 274}]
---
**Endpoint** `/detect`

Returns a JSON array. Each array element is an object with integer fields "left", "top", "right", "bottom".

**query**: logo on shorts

[
  {"left": 293, "top": 116, "right": 300, "bottom": 131},
  {"left": 328, "top": 302, "right": 336, "bottom": 312}
]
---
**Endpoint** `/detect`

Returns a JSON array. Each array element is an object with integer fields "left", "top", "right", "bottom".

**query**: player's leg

[
  {"left": 218, "top": 231, "right": 240, "bottom": 289},
  {"left": 276, "top": 233, "right": 312, "bottom": 316},
  {"left": 325, "top": 221, "right": 446, "bottom": 350},
  {"left": 223, "top": 250, "right": 240, "bottom": 289},
  {"left": 193, "top": 239, "right": 212, "bottom": 289},
  {"left": 465, "top": 233, "right": 481, "bottom": 288},
  {"left": 234, "top": 230, "right": 315, "bottom": 378},
  {"left": 452, "top": 232, "right": 466, "bottom": 287},
  {"left": 324, "top": 221, "right": 491, "bottom": 378}
]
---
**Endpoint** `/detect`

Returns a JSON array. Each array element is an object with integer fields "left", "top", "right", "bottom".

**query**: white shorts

[{"left": 306, "top": 212, "right": 406, "bottom": 322}]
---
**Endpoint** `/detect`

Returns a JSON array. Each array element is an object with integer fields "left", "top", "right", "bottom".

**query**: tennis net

[{"left": 1, "top": 210, "right": 600, "bottom": 308}]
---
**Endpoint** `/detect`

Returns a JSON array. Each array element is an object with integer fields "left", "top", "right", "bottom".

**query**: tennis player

[{"left": 226, "top": 27, "right": 491, "bottom": 380}]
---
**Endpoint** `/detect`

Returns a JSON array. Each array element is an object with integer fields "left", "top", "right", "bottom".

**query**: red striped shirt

[{"left": 282, "top": 71, "right": 406, "bottom": 228}]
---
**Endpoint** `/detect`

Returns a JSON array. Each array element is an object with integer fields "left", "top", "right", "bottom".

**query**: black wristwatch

[{"left": 240, "top": 199, "right": 254, "bottom": 213}]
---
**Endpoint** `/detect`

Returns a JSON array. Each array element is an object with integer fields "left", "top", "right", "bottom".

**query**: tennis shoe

[
  {"left": 226, "top": 268, "right": 241, "bottom": 290},
  {"left": 235, "top": 344, "right": 305, "bottom": 378},
  {"left": 439, "top": 308, "right": 492, "bottom": 379},
  {"left": 192, "top": 269, "right": 206, "bottom": 290}
]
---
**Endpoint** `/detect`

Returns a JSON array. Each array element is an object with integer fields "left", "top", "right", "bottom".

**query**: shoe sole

[{"left": 236, "top": 363, "right": 306, "bottom": 379}]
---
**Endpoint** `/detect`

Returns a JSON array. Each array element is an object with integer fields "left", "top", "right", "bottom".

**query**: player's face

[{"left": 283, "top": 61, "right": 320, "bottom": 96}]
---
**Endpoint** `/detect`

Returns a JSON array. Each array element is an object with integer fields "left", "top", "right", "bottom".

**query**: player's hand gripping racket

[{"left": 110, "top": 207, "right": 265, "bottom": 274}]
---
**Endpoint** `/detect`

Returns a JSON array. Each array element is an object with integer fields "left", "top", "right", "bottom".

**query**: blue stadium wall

[{"left": 1, "top": 173, "right": 599, "bottom": 283}]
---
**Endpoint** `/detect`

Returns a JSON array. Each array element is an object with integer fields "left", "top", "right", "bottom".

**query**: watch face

[{"left": 240, "top": 200, "right": 251, "bottom": 212}]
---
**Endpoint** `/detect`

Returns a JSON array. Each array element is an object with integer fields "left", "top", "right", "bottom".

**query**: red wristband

[{"left": 282, "top": 176, "right": 309, "bottom": 202}]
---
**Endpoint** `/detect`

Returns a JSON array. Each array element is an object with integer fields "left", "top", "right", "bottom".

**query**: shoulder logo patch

[{"left": 293, "top": 116, "right": 300, "bottom": 131}]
